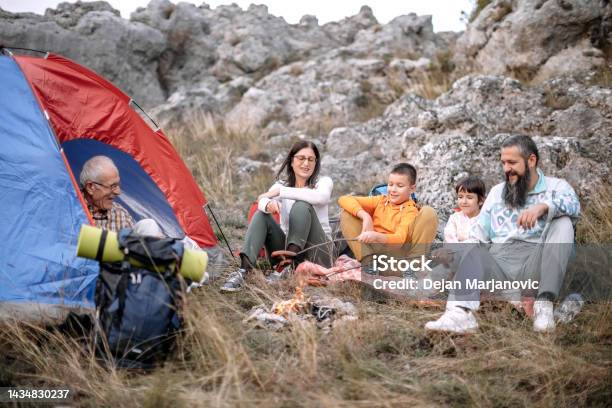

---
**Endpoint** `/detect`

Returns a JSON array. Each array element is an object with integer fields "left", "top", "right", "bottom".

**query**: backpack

[
  {"left": 369, "top": 183, "right": 418, "bottom": 202},
  {"left": 94, "top": 229, "right": 186, "bottom": 369}
]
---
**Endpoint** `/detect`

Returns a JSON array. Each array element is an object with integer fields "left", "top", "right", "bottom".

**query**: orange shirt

[{"left": 338, "top": 195, "right": 419, "bottom": 244}]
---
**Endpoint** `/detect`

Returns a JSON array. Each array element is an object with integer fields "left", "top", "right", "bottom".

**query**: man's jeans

[{"left": 448, "top": 216, "right": 574, "bottom": 311}]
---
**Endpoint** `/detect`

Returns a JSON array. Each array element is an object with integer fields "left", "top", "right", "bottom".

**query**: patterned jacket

[
  {"left": 88, "top": 201, "right": 135, "bottom": 232},
  {"left": 470, "top": 169, "right": 580, "bottom": 244}
]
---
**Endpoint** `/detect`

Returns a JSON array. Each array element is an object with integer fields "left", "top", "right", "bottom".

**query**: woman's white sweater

[{"left": 257, "top": 176, "right": 333, "bottom": 238}]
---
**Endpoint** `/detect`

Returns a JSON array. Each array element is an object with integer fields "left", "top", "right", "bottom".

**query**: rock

[
  {"left": 224, "top": 87, "right": 287, "bottom": 134},
  {"left": 243, "top": 307, "right": 288, "bottom": 331},
  {"left": 309, "top": 296, "right": 358, "bottom": 317},
  {"left": 45, "top": 0, "right": 120, "bottom": 28},
  {"left": 326, "top": 127, "right": 372, "bottom": 157},
  {"left": 2, "top": 0, "right": 609, "bottom": 215},
  {"left": 0, "top": 3, "right": 167, "bottom": 106},
  {"left": 319, "top": 75, "right": 611, "bottom": 216},
  {"left": 132, "top": 0, "right": 344, "bottom": 98},
  {"left": 532, "top": 39, "right": 606, "bottom": 82},
  {"left": 1, "top": 1, "right": 452, "bottom": 127},
  {"left": 347, "top": 13, "right": 439, "bottom": 59},
  {"left": 299, "top": 14, "right": 319, "bottom": 29},
  {"left": 235, "top": 157, "right": 271, "bottom": 178},
  {"left": 224, "top": 47, "right": 437, "bottom": 136},
  {"left": 244, "top": 296, "right": 358, "bottom": 331},
  {"left": 321, "top": 5, "right": 378, "bottom": 45},
  {"left": 389, "top": 57, "right": 431, "bottom": 73},
  {"left": 149, "top": 80, "right": 220, "bottom": 126},
  {"left": 455, "top": 0, "right": 608, "bottom": 82}
]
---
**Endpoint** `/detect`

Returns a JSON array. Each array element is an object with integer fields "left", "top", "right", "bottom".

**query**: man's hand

[
  {"left": 357, "top": 210, "right": 374, "bottom": 233},
  {"left": 518, "top": 203, "right": 548, "bottom": 229},
  {"left": 266, "top": 200, "right": 281, "bottom": 215}
]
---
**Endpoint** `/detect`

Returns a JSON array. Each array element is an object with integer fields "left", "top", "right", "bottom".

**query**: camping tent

[{"left": 0, "top": 49, "right": 220, "bottom": 320}]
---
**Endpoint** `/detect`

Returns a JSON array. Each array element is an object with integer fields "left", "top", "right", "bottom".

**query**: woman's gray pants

[{"left": 241, "top": 201, "right": 333, "bottom": 268}]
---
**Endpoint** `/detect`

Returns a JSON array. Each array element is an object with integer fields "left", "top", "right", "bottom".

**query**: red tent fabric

[{"left": 15, "top": 54, "right": 217, "bottom": 247}]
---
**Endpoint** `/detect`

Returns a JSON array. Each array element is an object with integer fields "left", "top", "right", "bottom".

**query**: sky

[{"left": 0, "top": 0, "right": 474, "bottom": 32}]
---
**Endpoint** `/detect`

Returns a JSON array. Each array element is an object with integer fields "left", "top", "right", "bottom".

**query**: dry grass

[
  {"left": 468, "top": 0, "right": 495, "bottom": 23},
  {"left": 587, "top": 59, "right": 612, "bottom": 89},
  {"left": 1, "top": 118, "right": 611, "bottom": 407},
  {"left": 387, "top": 51, "right": 464, "bottom": 102},
  {"left": 167, "top": 111, "right": 274, "bottom": 211},
  {"left": 576, "top": 185, "right": 612, "bottom": 243},
  {"left": 410, "top": 70, "right": 455, "bottom": 101},
  {"left": 1, "top": 283, "right": 610, "bottom": 407}
]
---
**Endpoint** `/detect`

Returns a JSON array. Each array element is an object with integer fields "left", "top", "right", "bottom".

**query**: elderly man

[
  {"left": 426, "top": 135, "right": 580, "bottom": 334},
  {"left": 79, "top": 156, "right": 208, "bottom": 286},
  {"left": 80, "top": 155, "right": 134, "bottom": 232}
]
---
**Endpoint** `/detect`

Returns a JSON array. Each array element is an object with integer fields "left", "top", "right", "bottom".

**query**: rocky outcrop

[
  {"left": 138, "top": 2, "right": 450, "bottom": 128},
  {"left": 0, "top": 1, "right": 167, "bottom": 105},
  {"left": 454, "top": 0, "right": 610, "bottom": 82},
  {"left": 222, "top": 13, "right": 448, "bottom": 135},
  {"left": 1, "top": 0, "right": 609, "bottom": 217},
  {"left": 1, "top": 1, "right": 451, "bottom": 120},
  {"left": 129, "top": 0, "right": 373, "bottom": 106},
  {"left": 317, "top": 76, "right": 611, "bottom": 216}
]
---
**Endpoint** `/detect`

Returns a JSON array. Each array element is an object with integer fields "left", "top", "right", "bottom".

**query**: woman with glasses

[{"left": 221, "top": 140, "right": 334, "bottom": 292}]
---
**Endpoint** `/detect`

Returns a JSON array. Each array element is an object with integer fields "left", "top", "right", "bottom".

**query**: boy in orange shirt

[{"left": 338, "top": 163, "right": 438, "bottom": 276}]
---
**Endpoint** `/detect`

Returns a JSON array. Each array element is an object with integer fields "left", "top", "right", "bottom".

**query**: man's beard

[{"left": 503, "top": 166, "right": 531, "bottom": 208}]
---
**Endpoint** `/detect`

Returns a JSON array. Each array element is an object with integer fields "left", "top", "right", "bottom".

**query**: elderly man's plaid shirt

[{"left": 88, "top": 202, "right": 135, "bottom": 232}]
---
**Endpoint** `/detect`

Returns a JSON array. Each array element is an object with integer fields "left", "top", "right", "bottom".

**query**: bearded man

[{"left": 426, "top": 135, "right": 580, "bottom": 334}]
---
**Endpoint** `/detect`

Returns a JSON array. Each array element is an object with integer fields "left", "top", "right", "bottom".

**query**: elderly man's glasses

[
  {"left": 92, "top": 181, "right": 121, "bottom": 191},
  {"left": 294, "top": 155, "right": 316, "bottom": 163}
]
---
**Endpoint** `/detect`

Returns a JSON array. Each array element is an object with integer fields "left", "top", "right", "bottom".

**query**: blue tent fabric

[{"left": 0, "top": 55, "right": 98, "bottom": 309}]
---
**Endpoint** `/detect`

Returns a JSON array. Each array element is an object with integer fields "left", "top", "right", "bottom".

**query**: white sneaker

[
  {"left": 533, "top": 299, "right": 555, "bottom": 332},
  {"left": 187, "top": 271, "right": 210, "bottom": 293},
  {"left": 425, "top": 306, "right": 478, "bottom": 334}
]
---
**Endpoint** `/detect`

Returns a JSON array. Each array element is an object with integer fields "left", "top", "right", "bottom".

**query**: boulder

[
  {"left": 320, "top": 75, "right": 611, "bottom": 217},
  {"left": 0, "top": 3, "right": 167, "bottom": 106},
  {"left": 455, "top": 0, "right": 609, "bottom": 82}
]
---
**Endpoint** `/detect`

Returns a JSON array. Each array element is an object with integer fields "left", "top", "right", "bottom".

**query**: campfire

[
  {"left": 244, "top": 286, "right": 358, "bottom": 331},
  {"left": 272, "top": 286, "right": 307, "bottom": 316}
]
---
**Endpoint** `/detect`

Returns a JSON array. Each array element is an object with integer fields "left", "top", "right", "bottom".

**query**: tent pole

[{"left": 205, "top": 203, "right": 236, "bottom": 260}]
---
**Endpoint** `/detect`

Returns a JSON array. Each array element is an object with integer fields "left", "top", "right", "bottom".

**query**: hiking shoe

[
  {"left": 425, "top": 306, "right": 478, "bottom": 334},
  {"left": 554, "top": 293, "right": 584, "bottom": 324},
  {"left": 533, "top": 299, "right": 555, "bottom": 332},
  {"left": 267, "top": 265, "right": 292, "bottom": 284},
  {"left": 220, "top": 269, "right": 247, "bottom": 293}
]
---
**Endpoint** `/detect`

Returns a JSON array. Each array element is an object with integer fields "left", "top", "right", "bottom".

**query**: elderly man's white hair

[{"left": 79, "top": 155, "right": 119, "bottom": 187}]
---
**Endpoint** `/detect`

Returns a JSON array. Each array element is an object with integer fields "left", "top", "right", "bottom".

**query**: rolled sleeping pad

[{"left": 77, "top": 224, "right": 207, "bottom": 282}]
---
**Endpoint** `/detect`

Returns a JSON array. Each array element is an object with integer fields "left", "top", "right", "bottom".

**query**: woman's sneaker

[
  {"left": 220, "top": 268, "right": 247, "bottom": 293},
  {"left": 425, "top": 306, "right": 478, "bottom": 334}
]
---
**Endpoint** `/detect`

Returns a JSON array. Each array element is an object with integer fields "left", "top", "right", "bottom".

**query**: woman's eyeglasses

[{"left": 294, "top": 155, "right": 317, "bottom": 163}]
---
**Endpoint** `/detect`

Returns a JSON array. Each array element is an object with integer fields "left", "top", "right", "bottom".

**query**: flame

[{"left": 273, "top": 286, "right": 306, "bottom": 316}]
